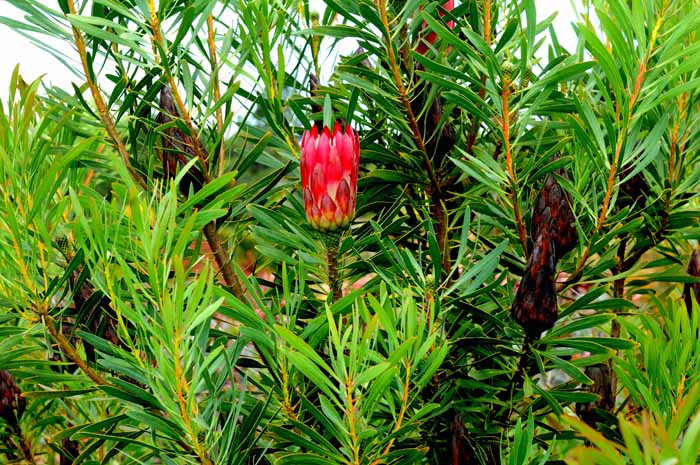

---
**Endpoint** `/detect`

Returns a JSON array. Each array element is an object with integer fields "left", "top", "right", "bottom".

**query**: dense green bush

[{"left": 2, "top": 1, "right": 700, "bottom": 464}]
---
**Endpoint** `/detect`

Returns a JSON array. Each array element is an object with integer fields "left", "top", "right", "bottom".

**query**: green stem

[{"left": 325, "top": 233, "right": 342, "bottom": 302}]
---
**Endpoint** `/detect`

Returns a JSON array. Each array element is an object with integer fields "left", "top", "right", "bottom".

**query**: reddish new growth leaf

[{"left": 416, "top": 1, "right": 455, "bottom": 55}]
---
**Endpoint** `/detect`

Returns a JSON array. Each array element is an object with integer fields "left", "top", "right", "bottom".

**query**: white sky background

[{"left": 0, "top": 1, "right": 582, "bottom": 101}]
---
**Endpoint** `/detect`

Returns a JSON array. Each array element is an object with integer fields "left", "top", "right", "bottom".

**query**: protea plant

[{"left": 300, "top": 122, "right": 360, "bottom": 232}]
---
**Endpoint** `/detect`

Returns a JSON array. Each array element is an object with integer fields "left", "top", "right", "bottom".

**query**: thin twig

[
  {"left": 326, "top": 243, "right": 343, "bottom": 302},
  {"left": 465, "top": 1, "right": 490, "bottom": 154},
  {"left": 38, "top": 305, "right": 108, "bottom": 386},
  {"left": 65, "top": 0, "right": 147, "bottom": 190},
  {"left": 203, "top": 222, "right": 244, "bottom": 298},
  {"left": 374, "top": 0, "right": 439, "bottom": 193},
  {"left": 345, "top": 376, "right": 361, "bottom": 465},
  {"left": 174, "top": 332, "right": 213, "bottom": 465},
  {"left": 370, "top": 361, "right": 412, "bottom": 465},
  {"left": 147, "top": 3, "right": 243, "bottom": 299},
  {"left": 11, "top": 424, "right": 37, "bottom": 465},
  {"left": 568, "top": 14, "right": 661, "bottom": 282},
  {"left": 374, "top": 0, "right": 450, "bottom": 275},
  {"left": 496, "top": 336, "right": 534, "bottom": 426},
  {"left": 207, "top": 15, "right": 227, "bottom": 178}
]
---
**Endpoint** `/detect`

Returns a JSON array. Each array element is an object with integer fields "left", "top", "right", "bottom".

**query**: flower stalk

[{"left": 325, "top": 232, "right": 343, "bottom": 302}]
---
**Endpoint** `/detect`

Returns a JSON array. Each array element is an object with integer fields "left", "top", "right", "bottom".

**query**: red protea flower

[
  {"left": 300, "top": 122, "right": 360, "bottom": 231},
  {"left": 416, "top": 0, "right": 455, "bottom": 55}
]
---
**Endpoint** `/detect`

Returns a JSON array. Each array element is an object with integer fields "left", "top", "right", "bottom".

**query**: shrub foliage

[{"left": 2, "top": 0, "right": 700, "bottom": 464}]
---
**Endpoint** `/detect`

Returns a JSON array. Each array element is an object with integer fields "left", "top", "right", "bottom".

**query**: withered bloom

[
  {"left": 684, "top": 248, "right": 700, "bottom": 315},
  {"left": 449, "top": 414, "right": 478, "bottom": 465},
  {"left": 532, "top": 172, "right": 577, "bottom": 259},
  {"left": 0, "top": 371, "right": 25, "bottom": 427},
  {"left": 157, "top": 86, "right": 206, "bottom": 195},
  {"left": 511, "top": 230, "right": 558, "bottom": 337}
]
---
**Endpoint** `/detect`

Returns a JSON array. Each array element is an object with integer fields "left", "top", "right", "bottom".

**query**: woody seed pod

[
  {"left": 684, "top": 248, "right": 700, "bottom": 315},
  {"left": 532, "top": 172, "right": 577, "bottom": 259},
  {"left": 0, "top": 370, "right": 25, "bottom": 427},
  {"left": 511, "top": 230, "right": 558, "bottom": 337},
  {"left": 575, "top": 364, "right": 614, "bottom": 427}
]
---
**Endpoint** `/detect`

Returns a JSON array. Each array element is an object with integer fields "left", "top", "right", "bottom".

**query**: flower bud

[
  {"left": 0, "top": 370, "right": 25, "bottom": 427},
  {"left": 511, "top": 230, "right": 558, "bottom": 337},
  {"left": 300, "top": 122, "right": 360, "bottom": 231},
  {"left": 416, "top": 0, "right": 455, "bottom": 55},
  {"left": 532, "top": 172, "right": 577, "bottom": 259}
]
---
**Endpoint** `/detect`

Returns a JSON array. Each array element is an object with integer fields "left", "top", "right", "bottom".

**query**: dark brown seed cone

[
  {"left": 576, "top": 364, "right": 614, "bottom": 427},
  {"left": 511, "top": 230, "right": 558, "bottom": 338},
  {"left": 684, "top": 248, "right": 700, "bottom": 315},
  {"left": 0, "top": 371, "right": 25, "bottom": 427},
  {"left": 60, "top": 437, "right": 80, "bottom": 465},
  {"left": 411, "top": 64, "right": 456, "bottom": 164},
  {"left": 157, "top": 87, "right": 205, "bottom": 195},
  {"left": 618, "top": 167, "right": 648, "bottom": 207},
  {"left": 531, "top": 173, "right": 577, "bottom": 259},
  {"left": 449, "top": 414, "right": 478, "bottom": 465}
]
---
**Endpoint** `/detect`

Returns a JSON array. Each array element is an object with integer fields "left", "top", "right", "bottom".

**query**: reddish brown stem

[{"left": 501, "top": 79, "right": 528, "bottom": 256}]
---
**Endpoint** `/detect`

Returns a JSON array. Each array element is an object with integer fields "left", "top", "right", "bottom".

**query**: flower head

[{"left": 300, "top": 122, "right": 360, "bottom": 231}]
